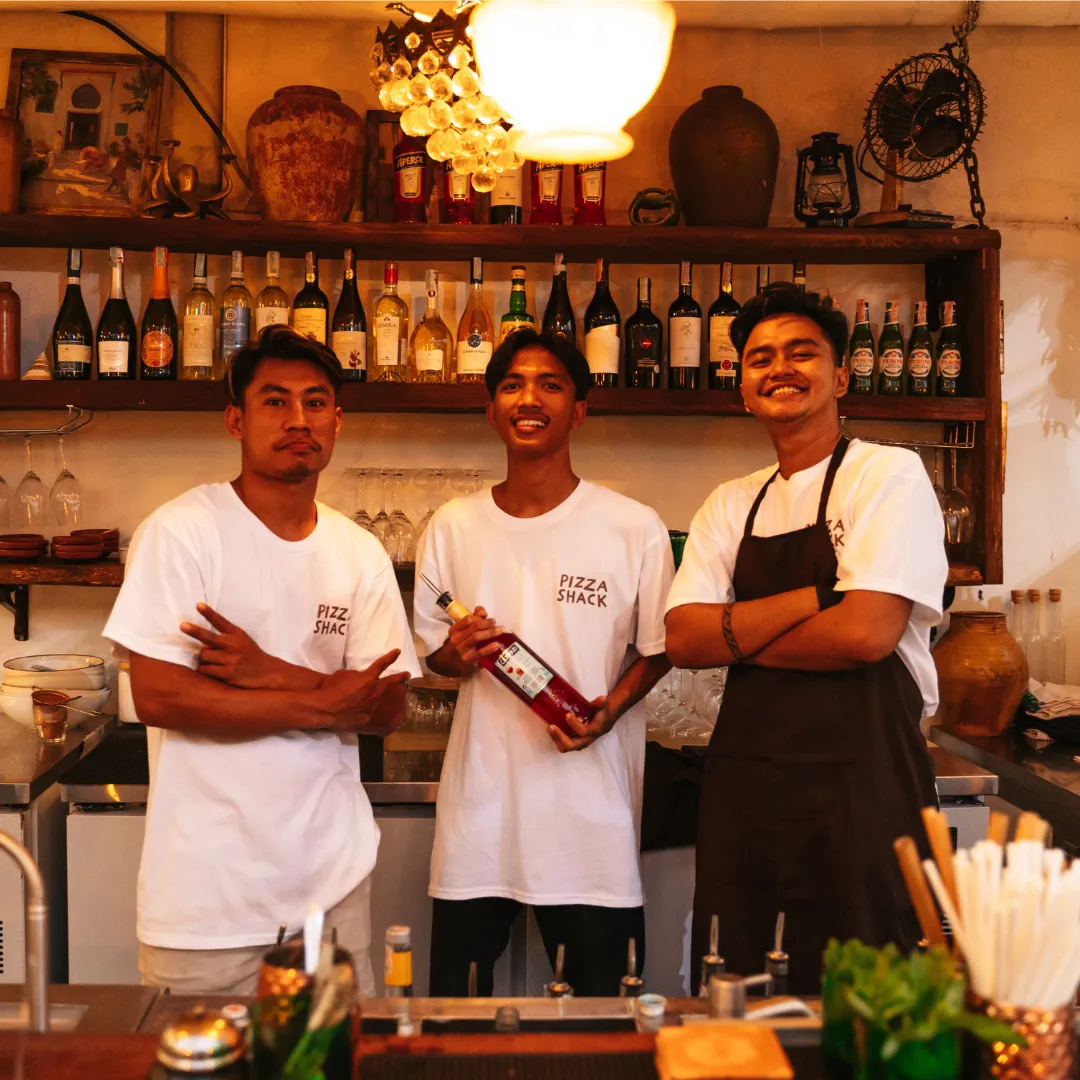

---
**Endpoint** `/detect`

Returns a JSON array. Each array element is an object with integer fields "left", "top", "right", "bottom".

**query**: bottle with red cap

[{"left": 394, "top": 134, "right": 428, "bottom": 224}]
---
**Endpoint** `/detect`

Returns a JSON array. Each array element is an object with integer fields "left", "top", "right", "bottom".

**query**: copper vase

[
  {"left": 246, "top": 86, "right": 362, "bottom": 222},
  {"left": 934, "top": 611, "right": 1028, "bottom": 737},
  {"left": 970, "top": 996, "right": 1077, "bottom": 1080}
]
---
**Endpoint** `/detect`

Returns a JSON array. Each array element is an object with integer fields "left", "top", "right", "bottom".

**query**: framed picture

[{"left": 6, "top": 48, "right": 164, "bottom": 216}]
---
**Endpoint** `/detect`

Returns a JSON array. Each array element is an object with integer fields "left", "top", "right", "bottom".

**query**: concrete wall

[{"left": 0, "top": 13, "right": 1077, "bottom": 683}]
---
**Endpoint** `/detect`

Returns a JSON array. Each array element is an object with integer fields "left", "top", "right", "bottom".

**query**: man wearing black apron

[{"left": 665, "top": 284, "right": 947, "bottom": 994}]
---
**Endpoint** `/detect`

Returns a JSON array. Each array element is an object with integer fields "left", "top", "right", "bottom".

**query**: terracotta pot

[
  {"left": 668, "top": 85, "right": 779, "bottom": 227},
  {"left": 0, "top": 108, "right": 23, "bottom": 214},
  {"left": 246, "top": 86, "right": 362, "bottom": 222},
  {"left": 933, "top": 611, "right": 1028, "bottom": 737}
]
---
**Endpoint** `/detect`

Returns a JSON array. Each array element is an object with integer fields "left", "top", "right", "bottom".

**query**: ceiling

[{"left": 0, "top": 0, "right": 1078, "bottom": 27}]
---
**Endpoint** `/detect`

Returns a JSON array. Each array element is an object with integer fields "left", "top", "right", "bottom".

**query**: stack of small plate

[
  {"left": 0, "top": 533, "right": 47, "bottom": 562},
  {"left": 51, "top": 534, "right": 106, "bottom": 562},
  {"left": 71, "top": 528, "right": 120, "bottom": 556}
]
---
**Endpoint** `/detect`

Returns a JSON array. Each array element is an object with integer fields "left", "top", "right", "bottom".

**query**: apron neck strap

[{"left": 743, "top": 435, "right": 852, "bottom": 539}]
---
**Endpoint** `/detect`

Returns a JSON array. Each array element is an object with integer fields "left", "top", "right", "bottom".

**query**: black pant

[{"left": 430, "top": 897, "right": 645, "bottom": 997}]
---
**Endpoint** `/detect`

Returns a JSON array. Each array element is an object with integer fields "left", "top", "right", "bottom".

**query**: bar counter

[{"left": 0, "top": 712, "right": 116, "bottom": 804}]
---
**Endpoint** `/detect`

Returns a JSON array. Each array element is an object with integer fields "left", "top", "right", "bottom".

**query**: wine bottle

[
  {"left": 542, "top": 253, "right": 576, "bottom": 344},
  {"left": 332, "top": 249, "right": 367, "bottom": 382},
  {"left": 707, "top": 261, "right": 741, "bottom": 390},
  {"left": 219, "top": 250, "right": 252, "bottom": 368},
  {"left": 583, "top": 257, "right": 620, "bottom": 388},
  {"left": 936, "top": 300, "right": 961, "bottom": 396},
  {"left": 668, "top": 260, "right": 702, "bottom": 390},
  {"left": 756, "top": 266, "right": 771, "bottom": 294},
  {"left": 624, "top": 277, "right": 663, "bottom": 389},
  {"left": 573, "top": 162, "right": 606, "bottom": 226},
  {"left": 292, "top": 252, "right": 328, "bottom": 344},
  {"left": 456, "top": 256, "right": 494, "bottom": 384},
  {"left": 499, "top": 265, "right": 534, "bottom": 343},
  {"left": 529, "top": 161, "right": 563, "bottom": 225},
  {"left": 181, "top": 253, "right": 216, "bottom": 381},
  {"left": 442, "top": 160, "right": 476, "bottom": 225},
  {"left": 140, "top": 246, "right": 178, "bottom": 380},
  {"left": 430, "top": 582, "right": 596, "bottom": 734},
  {"left": 254, "top": 250, "right": 290, "bottom": 334},
  {"left": 793, "top": 260, "right": 807, "bottom": 292},
  {"left": 394, "top": 133, "right": 427, "bottom": 224},
  {"left": 490, "top": 164, "right": 523, "bottom": 225},
  {"left": 877, "top": 300, "right": 904, "bottom": 395},
  {"left": 52, "top": 248, "right": 93, "bottom": 381},
  {"left": 373, "top": 260, "right": 410, "bottom": 382},
  {"left": 96, "top": 246, "right": 135, "bottom": 380},
  {"left": 907, "top": 301, "right": 932, "bottom": 397},
  {"left": 410, "top": 269, "right": 453, "bottom": 383},
  {"left": 848, "top": 298, "right": 874, "bottom": 395}
]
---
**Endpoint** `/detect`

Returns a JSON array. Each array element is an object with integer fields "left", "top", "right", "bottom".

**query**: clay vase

[
  {"left": 246, "top": 86, "right": 362, "bottom": 222},
  {"left": 0, "top": 108, "right": 23, "bottom": 214},
  {"left": 668, "top": 85, "right": 779, "bottom": 227},
  {"left": 933, "top": 611, "right": 1029, "bottom": 737}
]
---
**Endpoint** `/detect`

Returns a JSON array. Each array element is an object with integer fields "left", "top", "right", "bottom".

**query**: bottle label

[
  {"left": 939, "top": 348, "right": 961, "bottom": 378},
  {"left": 538, "top": 165, "right": 561, "bottom": 203},
  {"left": 494, "top": 640, "right": 553, "bottom": 700},
  {"left": 332, "top": 330, "right": 367, "bottom": 373},
  {"left": 456, "top": 336, "right": 493, "bottom": 375},
  {"left": 850, "top": 347, "right": 874, "bottom": 377},
  {"left": 499, "top": 317, "right": 532, "bottom": 343},
  {"left": 416, "top": 346, "right": 444, "bottom": 373},
  {"left": 669, "top": 316, "right": 702, "bottom": 368},
  {"left": 396, "top": 152, "right": 425, "bottom": 201},
  {"left": 447, "top": 170, "right": 471, "bottom": 202},
  {"left": 142, "top": 331, "right": 174, "bottom": 368},
  {"left": 375, "top": 314, "right": 401, "bottom": 366},
  {"left": 292, "top": 308, "right": 326, "bottom": 344},
  {"left": 56, "top": 343, "right": 91, "bottom": 373},
  {"left": 579, "top": 165, "right": 605, "bottom": 203},
  {"left": 183, "top": 314, "right": 214, "bottom": 367},
  {"left": 255, "top": 305, "right": 288, "bottom": 333},
  {"left": 909, "top": 348, "right": 932, "bottom": 378},
  {"left": 584, "top": 324, "right": 620, "bottom": 375},
  {"left": 709, "top": 315, "right": 738, "bottom": 375},
  {"left": 220, "top": 307, "right": 250, "bottom": 359},
  {"left": 97, "top": 340, "right": 129, "bottom": 375},
  {"left": 385, "top": 946, "right": 413, "bottom": 987},
  {"left": 880, "top": 347, "right": 904, "bottom": 378},
  {"left": 491, "top": 168, "right": 523, "bottom": 207}
]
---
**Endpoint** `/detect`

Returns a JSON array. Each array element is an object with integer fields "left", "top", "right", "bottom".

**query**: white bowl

[
  {"left": 3, "top": 654, "right": 105, "bottom": 690},
  {"left": 0, "top": 687, "right": 111, "bottom": 728}
]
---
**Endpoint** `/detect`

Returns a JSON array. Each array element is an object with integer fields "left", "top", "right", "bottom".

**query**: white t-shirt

[
  {"left": 103, "top": 482, "right": 420, "bottom": 950},
  {"left": 665, "top": 440, "right": 947, "bottom": 716},
  {"left": 413, "top": 481, "right": 675, "bottom": 907}
]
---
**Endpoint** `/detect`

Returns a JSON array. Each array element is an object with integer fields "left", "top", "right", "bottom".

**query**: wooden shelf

[
  {"left": 0, "top": 380, "right": 987, "bottom": 421},
  {"left": 0, "top": 557, "right": 123, "bottom": 587},
  {"left": 946, "top": 564, "right": 983, "bottom": 587},
  {"left": 0, "top": 213, "right": 1001, "bottom": 265}
]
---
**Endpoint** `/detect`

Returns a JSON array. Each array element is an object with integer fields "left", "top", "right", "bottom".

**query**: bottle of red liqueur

[
  {"left": 441, "top": 161, "right": 476, "bottom": 224},
  {"left": 573, "top": 162, "right": 607, "bottom": 226},
  {"left": 530, "top": 162, "right": 563, "bottom": 225},
  {"left": 394, "top": 134, "right": 428, "bottom": 224}
]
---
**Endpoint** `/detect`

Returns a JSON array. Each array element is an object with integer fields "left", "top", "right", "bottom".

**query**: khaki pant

[{"left": 138, "top": 876, "right": 375, "bottom": 996}]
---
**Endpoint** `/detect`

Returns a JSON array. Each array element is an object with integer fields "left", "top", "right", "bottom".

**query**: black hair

[
  {"left": 729, "top": 282, "right": 849, "bottom": 366},
  {"left": 485, "top": 328, "right": 591, "bottom": 401},
  {"left": 225, "top": 325, "right": 344, "bottom": 406}
]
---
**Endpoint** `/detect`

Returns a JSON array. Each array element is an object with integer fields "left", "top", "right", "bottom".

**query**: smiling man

[
  {"left": 103, "top": 325, "right": 420, "bottom": 995},
  {"left": 664, "top": 284, "right": 947, "bottom": 993},
  {"left": 413, "top": 329, "right": 674, "bottom": 996}
]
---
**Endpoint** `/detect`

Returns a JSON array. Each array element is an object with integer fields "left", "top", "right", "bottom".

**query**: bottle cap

[
  {"left": 1050, "top": 589, "right": 1062, "bottom": 602},
  {"left": 386, "top": 925, "right": 411, "bottom": 947},
  {"left": 1028, "top": 589, "right": 1042, "bottom": 602},
  {"left": 1011, "top": 590, "right": 1025, "bottom": 603}
]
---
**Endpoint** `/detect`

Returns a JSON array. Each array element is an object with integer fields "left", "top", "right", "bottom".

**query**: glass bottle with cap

[
  {"left": 385, "top": 925, "right": 413, "bottom": 997},
  {"left": 764, "top": 912, "right": 788, "bottom": 996},
  {"left": 1026, "top": 589, "right": 1046, "bottom": 681},
  {"left": 699, "top": 913, "right": 725, "bottom": 995},
  {"left": 619, "top": 938, "right": 643, "bottom": 998},
  {"left": 1045, "top": 588, "right": 1065, "bottom": 684}
]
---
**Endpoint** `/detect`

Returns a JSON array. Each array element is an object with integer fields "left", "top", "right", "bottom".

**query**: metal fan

[{"left": 856, "top": 1, "right": 987, "bottom": 227}]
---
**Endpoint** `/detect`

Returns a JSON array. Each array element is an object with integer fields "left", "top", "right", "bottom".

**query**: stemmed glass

[
  {"left": 942, "top": 449, "right": 975, "bottom": 548},
  {"left": 14, "top": 438, "right": 48, "bottom": 530},
  {"left": 351, "top": 467, "right": 375, "bottom": 534},
  {"left": 370, "top": 469, "right": 391, "bottom": 543},
  {"left": 50, "top": 436, "right": 83, "bottom": 528},
  {"left": 922, "top": 449, "right": 946, "bottom": 508},
  {"left": 383, "top": 469, "right": 415, "bottom": 566},
  {"left": 0, "top": 472, "right": 10, "bottom": 528},
  {"left": 414, "top": 467, "right": 445, "bottom": 545}
]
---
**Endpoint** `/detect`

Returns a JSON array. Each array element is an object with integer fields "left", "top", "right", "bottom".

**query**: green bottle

[
  {"left": 848, "top": 298, "right": 874, "bottom": 395},
  {"left": 877, "top": 300, "right": 904, "bottom": 395},
  {"left": 935, "top": 300, "right": 961, "bottom": 396},
  {"left": 499, "top": 265, "right": 535, "bottom": 342},
  {"left": 907, "top": 301, "right": 933, "bottom": 396}
]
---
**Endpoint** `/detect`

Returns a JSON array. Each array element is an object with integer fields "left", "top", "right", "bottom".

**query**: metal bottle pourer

[
  {"left": 468, "top": 960, "right": 478, "bottom": 998},
  {"left": 544, "top": 944, "right": 573, "bottom": 998},
  {"left": 619, "top": 938, "right": 644, "bottom": 998},
  {"left": 699, "top": 914, "right": 726, "bottom": 996},
  {"left": 765, "top": 912, "right": 789, "bottom": 997}
]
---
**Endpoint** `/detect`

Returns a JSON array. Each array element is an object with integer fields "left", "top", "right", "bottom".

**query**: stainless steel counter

[
  {"left": 928, "top": 745, "right": 997, "bottom": 797},
  {"left": 0, "top": 712, "right": 117, "bottom": 804}
]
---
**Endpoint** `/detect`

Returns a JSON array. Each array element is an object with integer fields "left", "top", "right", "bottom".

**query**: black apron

[{"left": 692, "top": 436, "right": 937, "bottom": 994}]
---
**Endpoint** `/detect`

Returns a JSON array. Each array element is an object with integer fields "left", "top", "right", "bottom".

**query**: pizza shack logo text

[
  {"left": 314, "top": 604, "right": 349, "bottom": 636},
  {"left": 556, "top": 574, "right": 608, "bottom": 608}
]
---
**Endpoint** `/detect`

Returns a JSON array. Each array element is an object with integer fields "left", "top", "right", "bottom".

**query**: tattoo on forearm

[{"left": 722, "top": 605, "right": 746, "bottom": 662}]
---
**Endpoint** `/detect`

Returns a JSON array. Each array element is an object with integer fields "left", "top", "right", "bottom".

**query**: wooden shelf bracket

[{"left": 0, "top": 584, "right": 29, "bottom": 641}]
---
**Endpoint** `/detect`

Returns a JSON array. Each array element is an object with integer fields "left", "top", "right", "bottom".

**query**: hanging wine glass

[
  {"left": 371, "top": 469, "right": 391, "bottom": 543},
  {"left": 383, "top": 469, "right": 415, "bottom": 566},
  {"left": 0, "top": 471, "right": 10, "bottom": 529},
  {"left": 14, "top": 438, "right": 48, "bottom": 530},
  {"left": 50, "top": 435, "right": 84, "bottom": 528},
  {"left": 389, "top": 468, "right": 412, "bottom": 527},
  {"left": 414, "top": 467, "right": 445, "bottom": 545},
  {"left": 942, "top": 449, "right": 975, "bottom": 549},
  {"left": 352, "top": 467, "right": 376, "bottom": 534},
  {"left": 465, "top": 468, "right": 484, "bottom": 495}
]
